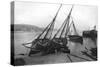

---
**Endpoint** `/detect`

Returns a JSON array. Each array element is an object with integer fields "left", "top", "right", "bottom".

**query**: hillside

[{"left": 11, "top": 24, "right": 43, "bottom": 32}]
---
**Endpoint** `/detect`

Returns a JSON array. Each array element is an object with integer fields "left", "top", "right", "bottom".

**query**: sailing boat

[
  {"left": 59, "top": 5, "right": 83, "bottom": 44},
  {"left": 67, "top": 19, "right": 83, "bottom": 44},
  {"left": 47, "top": 5, "right": 83, "bottom": 54},
  {"left": 22, "top": 4, "right": 62, "bottom": 56},
  {"left": 21, "top": 4, "right": 94, "bottom": 61},
  {"left": 48, "top": 6, "right": 75, "bottom": 53},
  {"left": 23, "top": 5, "right": 83, "bottom": 56}
]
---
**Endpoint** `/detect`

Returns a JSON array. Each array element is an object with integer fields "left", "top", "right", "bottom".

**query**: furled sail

[
  {"left": 53, "top": 5, "right": 73, "bottom": 39},
  {"left": 53, "top": 5, "right": 83, "bottom": 45},
  {"left": 22, "top": 4, "right": 62, "bottom": 56},
  {"left": 23, "top": 4, "right": 62, "bottom": 47},
  {"left": 46, "top": 6, "right": 74, "bottom": 54},
  {"left": 68, "top": 20, "right": 83, "bottom": 44}
]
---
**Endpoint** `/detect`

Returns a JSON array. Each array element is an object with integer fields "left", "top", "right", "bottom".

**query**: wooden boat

[
  {"left": 68, "top": 35, "right": 83, "bottom": 44},
  {"left": 23, "top": 4, "right": 62, "bottom": 56},
  {"left": 53, "top": 5, "right": 83, "bottom": 45},
  {"left": 67, "top": 20, "right": 83, "bottom": 44},
  {"left": 21, "top": 4, "right": 93, "bottom": 62},
  {"left": 23, "top": 4, "right": 83, "bottom": 56},
  {"left": 50, "top": 6, "right": 74, "bottom": 53}
]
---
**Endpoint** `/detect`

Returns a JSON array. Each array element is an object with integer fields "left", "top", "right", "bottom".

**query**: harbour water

[
  {"left": 14, "top": 31, "right": 96, "bottom": 56},
  {"left": 13, "top": 31, "right": 97, "bottom": 65}
]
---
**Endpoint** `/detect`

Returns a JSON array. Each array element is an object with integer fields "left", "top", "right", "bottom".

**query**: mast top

[
  {"left": 54, "top": 4, "right": 62, "bottom": 18},
  {"left": 68, "top": 5, "right": 74, "bottom": 17}
]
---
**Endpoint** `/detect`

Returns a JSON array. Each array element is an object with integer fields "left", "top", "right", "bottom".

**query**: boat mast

[
  {"left": 65, "top": 5, "right": 74, "bottom": 36},
  {"left": 60, "top": 5, "right": 74, "bottom": 38},
  {"left": 52, "top": 5, "right": 74, "bottom": 39},
  {"left": 53, "top": 19, "right": 65, "bottom": 39},
  {"left": 44, "top": 4, "right": 62, "bottom": 39},
  {"left": 35, "top": 4, "right": 62, "bottom": 40}
]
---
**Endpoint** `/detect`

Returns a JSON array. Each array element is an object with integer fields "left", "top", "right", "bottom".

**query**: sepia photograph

[{"left": 11, "top": 1, "right": 97, "bottom": 66}]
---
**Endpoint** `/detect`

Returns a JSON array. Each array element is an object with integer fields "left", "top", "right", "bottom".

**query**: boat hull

[{"left": 68, "top": 35, "right": 83, "bottom": 44}]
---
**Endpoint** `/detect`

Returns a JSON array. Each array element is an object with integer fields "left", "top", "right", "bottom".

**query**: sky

[{"left": 14, "top": 1, "right": 98, "bottom": 32}]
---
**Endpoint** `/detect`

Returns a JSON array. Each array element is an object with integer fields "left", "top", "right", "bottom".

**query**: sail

[
  {"left": 66, "top": 20, "right": 73, "bottom": 35},
  {"left": 28, "top": 5, "right": 62, "bottom": 56},
  {"left": 35, "top": 4, "right": 62, "bottom": 40},
  {"left": 68, "top": 20, "right": 83, "bottom": 44},
  {"left": 53, "top": 5, "right": 73, "bottom": 39},
  {"left": 23, "top": 4, "right": 62, "bottom": 50},
  {"left": 68, "top": 20, "right": 78, "bottom": 35}
]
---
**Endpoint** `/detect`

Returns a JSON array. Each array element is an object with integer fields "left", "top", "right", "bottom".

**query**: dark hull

[
  {"left": 68, "top": 35, "right": 83, "bottom": 44},
  {"left": 29, "top": 38, "right": 70, "bottom": 56},
  {"left": 29, "top": 50, "right": 41, "bottom": 56},
  {"left": 29, "top": 39, "right": 50, "bottom": 56},
  {"left": 52, "top": 38, "right": 70, "bottom": 53},
  {"left": 42, "top": 40, "right": 70, "bottom": 55}
]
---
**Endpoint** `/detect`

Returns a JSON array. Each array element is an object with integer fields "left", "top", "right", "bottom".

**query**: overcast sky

[{"left": 15, "top": 1, "right": 98, "bottom": 31}]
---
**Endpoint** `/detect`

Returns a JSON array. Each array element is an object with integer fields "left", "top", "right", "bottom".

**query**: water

[
  {"left": 14, "top": 31, "right": 38, "bottom": 55},
  {"left": 14, "top": 31, "right": 96, "bottom": 56}
]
